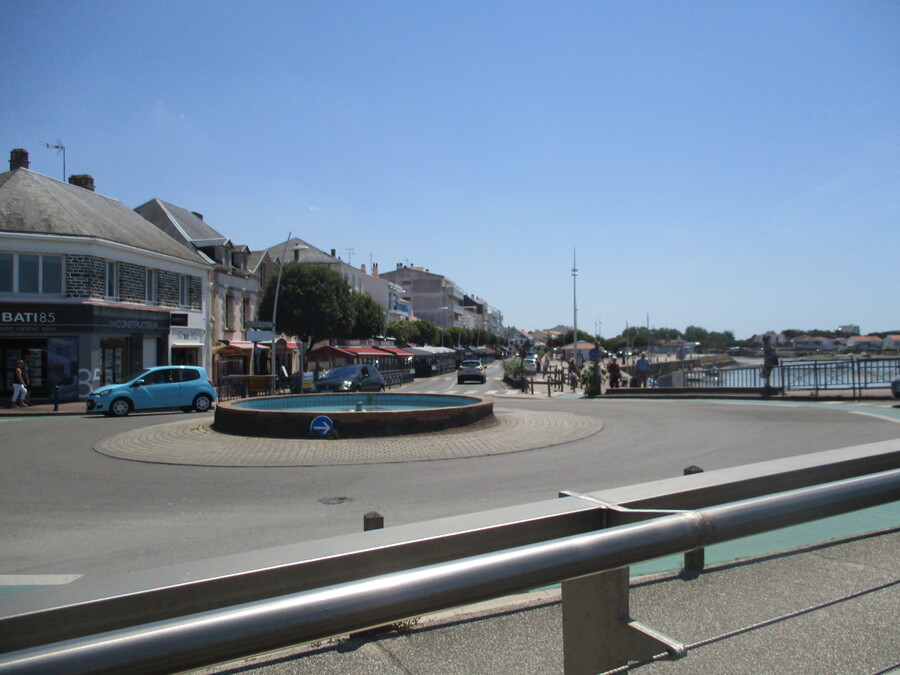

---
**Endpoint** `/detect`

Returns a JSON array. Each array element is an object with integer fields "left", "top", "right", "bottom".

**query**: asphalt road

[{"left": 2, "top": 362, "right": 899, "bottom": 582}]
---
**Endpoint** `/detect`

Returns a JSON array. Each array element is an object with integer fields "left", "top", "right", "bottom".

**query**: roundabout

[{"left": 93, "top": 407, "right": 604, "bottom": 467}]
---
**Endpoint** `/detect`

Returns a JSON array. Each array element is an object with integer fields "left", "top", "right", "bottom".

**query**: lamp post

[
  {"left": 439, "top": 306, "right": 449, "bottom": 347},
  {"left": 571, "top": 249, "right": 578, "bottom": 365}
]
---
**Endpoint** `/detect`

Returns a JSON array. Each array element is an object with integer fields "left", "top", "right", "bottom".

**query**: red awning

[
  {"left": 340, "top": 346, "right": 392, "bottom": 359},
  {"left": 377, "top": 346, "right": 413, "bottom": 357},
  {"left": 307, "top": 345, "right": 355, "bottom": 358}
]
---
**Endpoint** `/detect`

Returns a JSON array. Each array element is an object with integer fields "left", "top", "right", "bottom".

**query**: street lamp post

[
  {"left": 439, "top": 306, "right": 449, "bottom": 347},
  {"left": 572, "top": 249, "right": 578, "bottom": 365}
]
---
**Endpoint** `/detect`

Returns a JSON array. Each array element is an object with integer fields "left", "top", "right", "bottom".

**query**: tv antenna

[
  {"left": 340, "top": 248, "right": 355, "bottom": 265},
  {"left": 43, "top": 140, "right": 66, "bottom": 180}
]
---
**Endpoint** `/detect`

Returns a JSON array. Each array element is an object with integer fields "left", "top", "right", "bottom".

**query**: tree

[
  {"left": 683, "top": 325, "right": 709, "bottom": 343},
  {"left": 413, "top": 320, "right": 440, "bottom": 346},
  {"left": 349, "top": 292, "right": 385, "bottom": 339},
  {"left": 386, "top": 320, "right": 416, "bottom": 345},
  {"left": 257, "top": 263, "right": 352, "bottom": 347}
]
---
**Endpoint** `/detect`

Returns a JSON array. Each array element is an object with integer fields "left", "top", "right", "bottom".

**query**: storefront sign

[{"left": 0, "top": 303, "right": 172, "bottom": 335}]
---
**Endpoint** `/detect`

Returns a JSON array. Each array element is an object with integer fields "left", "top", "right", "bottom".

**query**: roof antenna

[{"left": 42, "top": 139, "right": 66, "bottom": 180}]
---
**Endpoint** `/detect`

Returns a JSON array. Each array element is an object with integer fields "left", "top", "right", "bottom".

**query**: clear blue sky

[{"left": 3, "top": 1, "right": 898, "bottom": 339}]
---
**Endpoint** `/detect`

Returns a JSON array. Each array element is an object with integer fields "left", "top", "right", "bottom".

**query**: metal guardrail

[
  {"left": 670, "top": 357, "right": 899, "bottom": 395},
  {"left": 1, "top": 440, "right": 898, "bottom": 674}
]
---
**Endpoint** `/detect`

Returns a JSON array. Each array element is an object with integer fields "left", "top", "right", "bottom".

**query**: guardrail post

[
  {"left": 562, "top": 568, "right": 684, "bottom": 674},
  {"left": 682, "top": 465, "right": 705, "bottom": 573},
  {"left": 363, "top": 511, "right": 384, "bottom": 531}
]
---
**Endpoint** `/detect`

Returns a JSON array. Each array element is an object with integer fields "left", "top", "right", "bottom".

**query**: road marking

[{"left": 0, "top": 574, "right": 81, "bottom": 586}]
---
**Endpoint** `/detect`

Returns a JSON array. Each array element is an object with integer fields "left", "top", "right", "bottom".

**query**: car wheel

[
  {"left": 109, "top": 398, "right": 132, "bottom": 417},
  {"left": 193, "top": 394, "right": 213, "bottom": 412},
  {"left": 457, "top": 378, "right": 464, "bottom": 384}
]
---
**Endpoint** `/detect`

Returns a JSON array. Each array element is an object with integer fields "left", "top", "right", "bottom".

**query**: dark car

[
  {"left": 892, "top": 375, "right": 900, "bottom": 400},
  {"left": 314, "top": 364, "right": 385, "bottom": 392}
]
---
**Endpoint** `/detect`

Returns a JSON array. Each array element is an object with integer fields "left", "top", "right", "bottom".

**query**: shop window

[{"left": 0, "top": 253, "right": 63, "bottom": 295}]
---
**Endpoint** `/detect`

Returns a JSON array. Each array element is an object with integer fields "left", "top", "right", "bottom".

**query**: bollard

[
  {"left": 682, "top": 465, "right": 704, "bottom": 573},
  {"left": 53, "top": 385, "right": 60, "bottom": 412},
  {"left": 363, "top": 511, "right": 384, "bottom": 531}
]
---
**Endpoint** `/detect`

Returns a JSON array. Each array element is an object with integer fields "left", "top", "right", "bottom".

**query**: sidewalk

[
  {"left": 201, "top": 525, "right": 900, "bottom": 674},
  {"left": 0, "top": 400, "right": 85, "bottom": 415}
]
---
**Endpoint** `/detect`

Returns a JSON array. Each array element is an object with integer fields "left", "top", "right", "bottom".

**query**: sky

[{"left": 2, "top": 1, "right": 898, "bottom": 339}]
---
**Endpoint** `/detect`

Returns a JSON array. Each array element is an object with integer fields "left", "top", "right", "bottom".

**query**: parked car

[
  {"left": 457, "top": 359, "right": 486, "bottom": 384},
  {"left": 522, "top": 356, "right": 538, "bottom": 372},
  {"left": 86, "top": 365, "right": 216, "bottom": 417},
  {"left": 314, "top": 364, "right": 385, "bottom": 392},
  {"left": 892, "top": 375, "right": 900, "bottom": 400}
]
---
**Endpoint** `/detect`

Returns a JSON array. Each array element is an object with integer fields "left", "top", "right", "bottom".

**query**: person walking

[
  {"left": 607, "top": 356, "right": 621, "bottom": 389},
  {"left": 21, "top": 353, "right": 32, "bottom": 404},
  {"left": 635, "top": 352, "right": 652, "bottom": 388},
  {"left": 11, "top": 359, "right": 28, "bottom": 407},
  {"left": 567, "top": 358, "right": 580, "bottom": 392}
]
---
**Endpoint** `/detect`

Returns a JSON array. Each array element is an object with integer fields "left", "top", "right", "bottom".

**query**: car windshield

[
  {"left": 462, "top": 361, "right": 481, "bottom": 367},
  {"left": 321, "top": 366, "right": 360, "bottom": 379},
  {"left": 115, "top": 369, "right": 151, "bottom": 385}
]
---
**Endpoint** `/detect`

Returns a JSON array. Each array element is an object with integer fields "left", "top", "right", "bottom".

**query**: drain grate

[{"left": 318, "top": 496, "right": 353, "bottom": 505}]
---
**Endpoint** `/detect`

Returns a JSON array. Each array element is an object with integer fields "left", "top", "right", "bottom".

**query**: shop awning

[
  {"left": 307, "top": 345, "right": 354, "bottom": 358},
  {"left": 377, "top": 346, "right": 414, "bottom": 357},
  {"left": 340, "top": 346, "right": 393, "bottom": 359}
]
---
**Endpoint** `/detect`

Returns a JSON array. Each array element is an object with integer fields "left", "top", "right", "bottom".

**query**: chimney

[
  {"left": 192, "top": 211, "right": 204, "bottom": 220},
  {"left": 330, "top": 249, "right": 337, "bottom": 258},
  {"left": 373, "top": 263, "right": 379, "bottom": 277},
  {"left": 9, "top": 149, "right": 29, "bottom": 171},
  {"left": 361, "top": 263, "right": 367, "bottom": 274},
  {"left": 69, "top": 174, "right": 95, "bottom": 192}
]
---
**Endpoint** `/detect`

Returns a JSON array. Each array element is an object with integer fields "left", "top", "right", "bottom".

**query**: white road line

[{"left": 0, "top": 574, "right": 82, "bottom": 586}]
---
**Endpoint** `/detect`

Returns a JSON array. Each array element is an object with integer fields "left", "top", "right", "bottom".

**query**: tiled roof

[{"left": 0, "top": 169, "right": 207, "bottom": 264}]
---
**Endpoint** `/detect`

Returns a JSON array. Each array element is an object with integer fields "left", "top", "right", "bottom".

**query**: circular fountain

[{"left": 213, "top": 392, "right": 493, "bottom": 439}]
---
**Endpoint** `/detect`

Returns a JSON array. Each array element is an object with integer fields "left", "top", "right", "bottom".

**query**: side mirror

[{"left": 131, "top": 379, "right": 145, "bottom": 387}]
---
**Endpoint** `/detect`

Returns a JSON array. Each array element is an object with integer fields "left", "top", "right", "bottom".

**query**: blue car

[{"left": 86, "top": 365, "right": 216, "bottom": 417}]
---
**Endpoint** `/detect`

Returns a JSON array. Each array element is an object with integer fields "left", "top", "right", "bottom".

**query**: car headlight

[
  {"left": 338, "top": 381, "right": 353, "bottom": 391},
  {"left": 96, "top": 390, "right": 111, "bottom": 397}
]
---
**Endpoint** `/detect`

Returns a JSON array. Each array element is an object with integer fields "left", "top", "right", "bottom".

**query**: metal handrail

[
  {"left": 1, "top": 470, "right": 897, "bottom": 675},
  {"left": 1, "top": 441, "right": 898, "bottom": 674}
]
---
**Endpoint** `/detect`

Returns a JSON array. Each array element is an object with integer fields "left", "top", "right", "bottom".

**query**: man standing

[
  {"left": 635, "top": 352, "right": 652, "bottom": 387},
  {"left": 11, "top": 360, "right": 28, "bottom": 408},
  {"left": 607, "top": 357, "right": 621, "bottom": 389}
]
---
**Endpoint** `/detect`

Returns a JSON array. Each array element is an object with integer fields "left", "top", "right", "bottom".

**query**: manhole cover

[{"left": 319, "top": 496, "right": 353, "bottom": 505}]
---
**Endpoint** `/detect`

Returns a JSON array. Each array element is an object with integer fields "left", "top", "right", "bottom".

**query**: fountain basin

[{"left": 213, "top": 392, "right": 493, "bottom": 438}]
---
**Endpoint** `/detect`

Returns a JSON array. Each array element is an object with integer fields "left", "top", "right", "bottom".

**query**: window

[
  {"left": 145, "top": 270, "right": 157, "bottom": 304},
  {"left": 106, "top": 262, "right": 118, "bottom": 298},
  {"left": 0, "top": 253, "right": 63, "bottom": 295},
  {"left": 178, "top": 275, "right": 188, "bottom": 306},
  {"left": 224, "top": 295, "right": 234, "bottom": 331}
]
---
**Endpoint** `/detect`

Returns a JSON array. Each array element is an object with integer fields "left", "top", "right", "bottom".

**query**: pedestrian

[
  {"left": 567, "top": 358, "right": 580, "bottom": 392},
  {"left": 22, "top": 352, "right": 32, "bottom": 404},
  {"left": 761, "top": 336, "right": 779, "bottom": 395},
  {"left": 11, "top": 359, "right": 28, "bottom": 407},
  {"left": 607, "top": 357, "right": 621, "bottom": 389},
  {"left": 635, "top": 352, "right": 652, "bottom": 388}
]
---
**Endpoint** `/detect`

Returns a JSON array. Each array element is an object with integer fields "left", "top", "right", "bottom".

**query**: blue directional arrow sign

[{"left": 310, "top": 415, "right": 334, "bottom": 438}]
